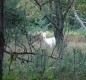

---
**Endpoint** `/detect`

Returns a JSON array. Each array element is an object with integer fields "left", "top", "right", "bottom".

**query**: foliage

[
  {"left": 3, "top": 48, "right": 86, "bottom": 80},
  {"left": 3, "top": 0, "right": 86, "bottom": 80}
]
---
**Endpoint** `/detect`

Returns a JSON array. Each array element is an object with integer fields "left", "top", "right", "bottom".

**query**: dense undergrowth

[{"left": 3, "top": 48, "right": 86, "bottom": 80}]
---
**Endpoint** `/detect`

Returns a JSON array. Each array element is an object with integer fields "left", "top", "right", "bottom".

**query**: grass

[
  {"left": 3, "top": 30, "right": 86, "bottom": 80},
  {"left": 3, "top": 48, "right": 86, "bottom": 80}
]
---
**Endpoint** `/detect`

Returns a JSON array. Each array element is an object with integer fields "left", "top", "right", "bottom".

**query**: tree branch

[
  {"left": 34, "top": 0, "right": 42, "bottom": 10},
  {"left": 45, "top": 15, "right": 59, "bottom": 30},
  {"left": 63, "top": 0, "right": 74, "bottom": 18},
  {"left": 4, "top": 49, "right": 35, "bottom": 55},
  {"left": 73, "top": 8, "right": 86, "bottom": 29}
]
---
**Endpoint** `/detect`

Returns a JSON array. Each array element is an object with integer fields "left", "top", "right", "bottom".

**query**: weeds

[{"left": 3, "top": 48, "right": 86, "bottom": 80}]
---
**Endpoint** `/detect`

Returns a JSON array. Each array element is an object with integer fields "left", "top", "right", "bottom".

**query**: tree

[
  {"left": 34, "top": 0, "right": 74, "bottom": 58},
  {"left": 73, "top": 0, "right": 86, "bottom": 29},
  {"left": 0, "top": 0, "right": 5, "bottom": 80}
]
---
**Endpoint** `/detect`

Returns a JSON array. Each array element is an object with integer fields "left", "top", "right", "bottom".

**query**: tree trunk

[
  {"left": 52, "top": 0, "right": 66, "bottom": 58},
  {"left": 0, "top": 0, "right": 4, "bottom": 80},
  {"left": 54, "top": 23, "right": 65, "bottom": 58}
]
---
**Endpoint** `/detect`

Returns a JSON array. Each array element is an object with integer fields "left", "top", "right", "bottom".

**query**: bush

[{"left": 3, "top": 48, "right": 86, "bottom": 80}]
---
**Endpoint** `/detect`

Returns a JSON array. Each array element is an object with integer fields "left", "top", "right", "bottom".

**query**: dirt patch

[
  {"left": 45, "top": 32, "right": 86, "bottom": 43},
  {"left": 65, "top": 35, "right": 86, "bottom": 43}
]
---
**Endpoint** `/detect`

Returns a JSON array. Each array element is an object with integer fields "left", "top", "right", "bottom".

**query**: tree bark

[
  {"left": 52, "top": 0, "right": 65, "bottom": 58},
  {"left": 0, "top": 0, "right": 5, "bottom": 80},
  {"left": 54, "top": 23, "right": 65, "bottom": 58}
]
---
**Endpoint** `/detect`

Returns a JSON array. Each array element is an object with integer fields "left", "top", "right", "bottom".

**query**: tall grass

[{"left": 3, "top": 48, "right": 86, "bottom": 80}]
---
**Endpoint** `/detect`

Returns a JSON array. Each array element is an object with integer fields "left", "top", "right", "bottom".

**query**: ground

[{"left": 4, "top": 31, "right": 86, "bottom": 61}]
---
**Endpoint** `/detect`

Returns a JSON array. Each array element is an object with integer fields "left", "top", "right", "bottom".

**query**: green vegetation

[
  {"left": 3, "top": 48, "right": 86, "bottom": 80},
  {"left": 1, "top": 0, "right": 86, "bottom": 80}
]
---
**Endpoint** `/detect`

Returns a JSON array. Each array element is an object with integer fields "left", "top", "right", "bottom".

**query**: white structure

[{"left": 41, "top": 32, "right": 56, "bottom": 47}]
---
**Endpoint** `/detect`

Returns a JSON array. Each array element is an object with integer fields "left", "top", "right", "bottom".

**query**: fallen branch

[
  {"left": 4, "top": 49, "right": 35, "bottom": 55},
  {"left": 73, "top": 8, "right": 86, "bottom": 29}
]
